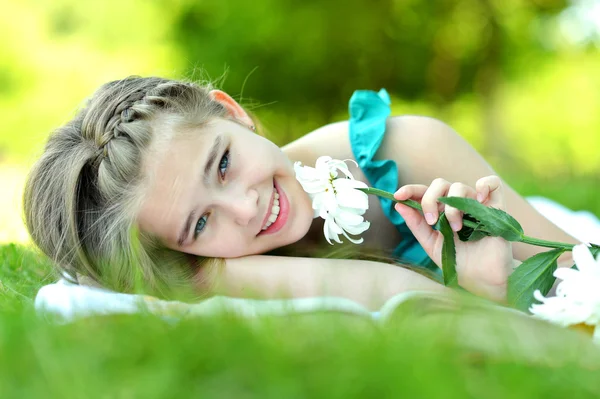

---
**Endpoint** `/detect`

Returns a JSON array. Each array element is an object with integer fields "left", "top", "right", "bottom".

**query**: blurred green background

[{"left": 1, "top": 0, "right": 599, "bottom": 244}]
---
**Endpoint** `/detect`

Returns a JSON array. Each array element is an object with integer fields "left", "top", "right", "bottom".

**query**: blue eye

[
  {"left": 194, "top": 150, "right": 230, "bottom": 240},
  {"left": 218, "top": 150, "right": 230, "bottom": 179},
  {"left": 194, "top": 214, "right": 208, "bottom": 238}
]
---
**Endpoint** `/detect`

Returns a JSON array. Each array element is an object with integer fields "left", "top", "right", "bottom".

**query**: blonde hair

[{"left": 23, "top": 76, "right": 233, "bottom": 298}]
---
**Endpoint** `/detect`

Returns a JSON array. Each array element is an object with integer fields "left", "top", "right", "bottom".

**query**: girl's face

[{"left": 137, "top": 118, "right": 314, "bottom": 258}]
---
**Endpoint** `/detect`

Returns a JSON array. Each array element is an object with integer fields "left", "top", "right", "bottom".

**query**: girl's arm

[
  {"left": 284, "top": 116, "right": 578, "bottom": 266},
  {"left": 212, "top": 255, "right": 448, "bottom": 310},
  {"left": 213, "top": 176, "right": 516, "bottom": 305}
]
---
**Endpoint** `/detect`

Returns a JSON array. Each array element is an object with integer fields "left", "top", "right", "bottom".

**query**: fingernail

[
  {"left": 425, "top": 213, "right": 435, "bottom": 225},
  {"left": 477, "top": 193, "right": 484, "bottom": 203},
  {"left": 451, "top": 222, "right": 461, "bottom": 231}
]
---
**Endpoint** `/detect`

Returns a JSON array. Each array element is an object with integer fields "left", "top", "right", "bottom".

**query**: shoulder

[
  {"left": 378, "top": 115, "right": 482, "bottom": 185},
  {"left": 282, "top": 120, "right": 351, "bottom": 166},
  {"left": 282, "top": 116, "right": 455, "bottom": 157},
  {"left": 282, "top": 115, "right": 461, "bottom": 180}
]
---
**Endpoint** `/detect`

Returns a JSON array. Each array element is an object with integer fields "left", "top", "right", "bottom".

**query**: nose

[{"left": 219, "top": 189, "right": 259, "bottom": 226}]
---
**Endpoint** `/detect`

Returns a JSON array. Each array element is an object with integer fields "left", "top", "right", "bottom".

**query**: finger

[
  {"left": 394, "top": 203, "right": 441, "bottom": 264},
  {"left": 475, "top": 175, "right": 505, "bottom": 210},
  {"left": 394, "top": 184, "right": 428, "bottom": 201},
  {"left": 421, "top": 178, "right": 451, "bottom": 225},
  {"left": 445, "top": 183, "right": 477, "bottom": 231},
  {"left": 395, "top": 184, "right": 445, "bottom": 213}
]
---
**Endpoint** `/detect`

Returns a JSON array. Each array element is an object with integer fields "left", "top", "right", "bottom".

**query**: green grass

[
  {"left": 0, "top": 244, "right": 54, "bottom": 311},
  {"left": 1, "top": 243, "right": 600, "bottom": 398}
]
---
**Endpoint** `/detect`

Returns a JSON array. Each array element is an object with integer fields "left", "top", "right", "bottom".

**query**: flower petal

[
  {"left": 340, "top": 229, "right": 364, "bottom": 244},
  {"left": 332, "top": 177, "right": 368, "bottom": 190},
  {"left": 337, "top": 205, "right": 367, "bottom": 216},
  {"left": 315, "top": 156, "right": 334, "bottom": 176},
  {"left": 323, "top": 215, "right": 343, "bottom": 245},
  {"left": 533, "top": 289, "right": 547, "bottom": 303},
  {"left": 337, "top": 197, "right": 368, "bottom": 213},
  {"left": 341, "top": 221, "right": 370, "bottom": 236},
  {"left": 553, "top": 267, "right": 580, "bottom": 282},
  {"left": 334, "top": 210, "right": 364, "bottom": 226},
  {"left": 573, "top": 243, "right": 600, "bottom": 275},
  {"left": 334, "top": 182, "right": 369, "bottom": 211},
  {"left": 322, "top": 191, "right": 339, "bottom": 213},
  {"left": 327, "top": 159, "right": 354, "bottom": 179}
]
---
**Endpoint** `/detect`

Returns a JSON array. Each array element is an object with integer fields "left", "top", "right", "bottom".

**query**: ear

[{"left": 208, "top": 90, "right": 254, "bottom": 128}]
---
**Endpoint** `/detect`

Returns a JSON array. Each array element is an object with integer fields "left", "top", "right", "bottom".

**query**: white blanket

[
  {"left": 526, "top": 196, "right": 600, "bottom": 244},
  {"left": 36, "top": 278, "right": 448, "bottom": 322},
  {"left": 35, "top": 197, "right": 600, "bottom": 321}
]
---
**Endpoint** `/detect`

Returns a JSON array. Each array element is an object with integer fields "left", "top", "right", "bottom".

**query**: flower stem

[
  {"left": 361, "top": 187, "right": 575, "bottom": 251},
  {"left": 361, "top": 187, "right": 481, "bottom": 227},
  {"left": 359, "top": 187, "right": 423, "bottom": 211},
  {"left": 519, "top": 236, "right": 574, "bottom": 250}
]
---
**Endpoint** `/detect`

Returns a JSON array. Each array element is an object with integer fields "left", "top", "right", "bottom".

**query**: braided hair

[{"left": 23, "top": 76, "right": 230, "bottom": 297}]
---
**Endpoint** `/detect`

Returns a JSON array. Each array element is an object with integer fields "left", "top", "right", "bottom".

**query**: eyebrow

[{"left": 176, "top": 133, "right": 223, "bottom": 247}]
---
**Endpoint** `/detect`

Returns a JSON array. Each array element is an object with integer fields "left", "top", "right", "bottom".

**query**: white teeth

[{"left": 261, "top": 185, "right": 282, "bottom": 230}]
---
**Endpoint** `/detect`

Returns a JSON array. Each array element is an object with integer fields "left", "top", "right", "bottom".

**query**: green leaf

[
  {"left": 507, "top": 249, "right": 565, "bottom": 312},
  {"left": 439, "top": 214, "right": 458, "bottom": 287},
  {"left": 456, "top": 214, "right": 490, "bottom": 242},
  {"left": 590, "top": 244, "right": 600, "bottom": 258},
  {"left": 438, "top": 197, "right": 524, "bottom": 242}
]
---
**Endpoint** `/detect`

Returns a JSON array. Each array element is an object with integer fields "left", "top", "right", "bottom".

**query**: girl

[{"left": 23, "top": 76, "right": 578, "bottom": 309}]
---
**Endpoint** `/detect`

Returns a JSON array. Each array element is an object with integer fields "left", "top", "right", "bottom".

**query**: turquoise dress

[{"left": 348, "top": 89, "right": 435, "bottom": 269}]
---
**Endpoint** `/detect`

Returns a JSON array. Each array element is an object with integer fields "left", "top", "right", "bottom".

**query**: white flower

[
  {"left": 529, "top": 243, "right": 600, "bottom": 343},
  {"left": 294, "top": 156, "right": 370, "bottom": 245}
]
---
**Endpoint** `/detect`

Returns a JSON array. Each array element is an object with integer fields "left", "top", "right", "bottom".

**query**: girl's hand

[{"left": 393, "top": 176, "right": 514, "bottom": 303}]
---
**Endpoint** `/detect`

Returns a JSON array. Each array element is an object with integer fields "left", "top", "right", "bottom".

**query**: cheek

[
  {"left": 287, "top": 184, "right": 315, "bottom": 240},
  {"left": 300, "top": 199, "right": 315, "bottom": 230},
  {"left": 235, "top": 151, "right": 273, "bottom": 178}
]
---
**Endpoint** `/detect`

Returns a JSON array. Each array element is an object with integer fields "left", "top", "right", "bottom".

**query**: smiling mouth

[
  {"left": 257, "top": 179, "right": 288, "bottom": 236},
  {"left": 260, "top": 185, "right": 280, "bottom": 231}
]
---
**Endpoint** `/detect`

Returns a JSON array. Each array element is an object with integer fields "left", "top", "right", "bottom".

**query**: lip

[{"left": 257, "top": 179, "right": 289, "bottom": 236}]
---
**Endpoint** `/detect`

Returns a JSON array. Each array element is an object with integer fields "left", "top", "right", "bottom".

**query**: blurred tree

[{"left": 169, "top": 0, "right": 570, "bottom": 150}]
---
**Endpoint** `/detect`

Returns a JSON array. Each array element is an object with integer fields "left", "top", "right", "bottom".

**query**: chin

[
  {"left": 289, "top": 222, "right": 311, "bottom": 246},
  {"left": 272, "top": 214, "right": 313, "bottom": 252}
]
